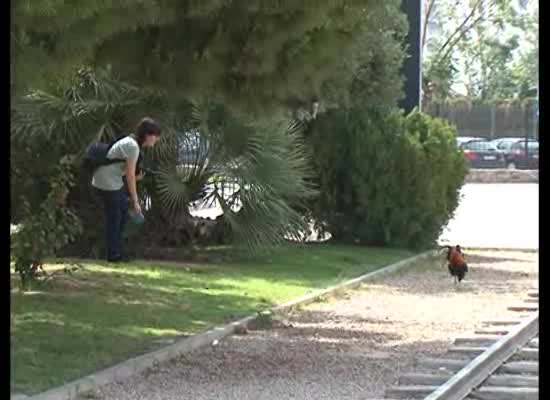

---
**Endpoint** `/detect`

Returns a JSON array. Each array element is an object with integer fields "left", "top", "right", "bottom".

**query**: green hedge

[{"left": 307, "top": 108, "right": 467, "bottom": 249}]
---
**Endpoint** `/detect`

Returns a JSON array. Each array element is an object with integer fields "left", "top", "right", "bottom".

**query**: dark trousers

[{"left": 96, "top": 188, "right": 129, "bottom": 260}]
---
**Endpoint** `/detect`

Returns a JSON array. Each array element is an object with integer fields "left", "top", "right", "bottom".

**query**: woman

[{"left": 92, "top": 117, "right": 161, "bottom": 262}]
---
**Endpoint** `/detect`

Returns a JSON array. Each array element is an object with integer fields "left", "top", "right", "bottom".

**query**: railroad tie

[
  {"left": 415, "top": 357, "right": 466, "bottom": 372},
  {"left": 385, "top": 385, "right": 438, "bottom": 399},
  {"left": 498, "top": 361, "right": 538, "bottom": 375},
  {"left": 510, "top": 348, "right": 538, "bottom": 361},
  {"left": 475, "top": 328, "right": 510, "bottom": 335},
  {"left": 482, "top": 319, "right": 522, "bottom": 326},
  {"left": 398, "top": 373, "right": 450, "bottom": 386},
  {"left": 508, "top": 304, "right": 538, "bottom": 312},
  {"left": 483, "top": 374, "right": 538, "bottom": 388},
  {"left": 468, "top": 386, "right": 538, "bottom": 400},
  {"left": 448, "top": 347, "right": 538, "bottom": 361},
  {"left": 454, "top": 336, "right": 500, "bottom": 347}
]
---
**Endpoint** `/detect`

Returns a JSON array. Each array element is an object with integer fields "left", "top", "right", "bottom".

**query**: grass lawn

[{"left": 11, "top": 243, "right": 414, "bottom": 395}]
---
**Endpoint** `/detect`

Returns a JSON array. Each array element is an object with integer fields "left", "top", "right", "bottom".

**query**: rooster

[{"left": 441, "top": 245, "right": 468, "bottom": 285}]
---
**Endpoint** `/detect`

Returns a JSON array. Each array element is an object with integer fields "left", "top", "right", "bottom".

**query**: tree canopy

[
  {"left": 422, "top": 0, "right": 538, "bottom": 101},
  {"left": 11, "top": 0, "right": 420, "bottom": 275},
  {"left": 12, "top": 0, "right": 406, "bottom": 115}
]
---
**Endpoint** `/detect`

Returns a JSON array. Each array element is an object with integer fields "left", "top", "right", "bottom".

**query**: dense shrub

[
  {"left": 11, "top": 156, "right": 83, "bottom": 290},
  {"left": 307, "top": 108, "right": 467, "bottom": 249}
]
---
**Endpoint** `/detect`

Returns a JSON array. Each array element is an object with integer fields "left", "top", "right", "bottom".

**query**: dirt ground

[{"left": 91, "top": 249, "right": 538, "bottom": 400}]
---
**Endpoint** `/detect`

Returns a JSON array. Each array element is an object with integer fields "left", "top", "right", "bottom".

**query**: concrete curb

[
  {"left": 465, "top": 169, "right": 538, "bottom": 184},
  {"left": 462, "top": 246, "right": 538, "bottom": 252},
  {"left": 21, "top": 249, "right": 438, "bottom": 400}
]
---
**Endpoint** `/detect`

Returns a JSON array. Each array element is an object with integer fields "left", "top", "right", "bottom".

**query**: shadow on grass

[
  {"left": 11, "top": 244, "right": 413, "bottom": 395},
  {"left": 11, "top": 289, "right": 262, "bottom": 393},
  {"left": 67, "top": 245, "right": 414, "bottom": 298}
]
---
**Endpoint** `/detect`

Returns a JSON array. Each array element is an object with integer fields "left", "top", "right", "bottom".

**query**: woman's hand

[
  {"left": 136, "top": 171, "right": 145, "bottom": 181},
  {"left": 131, "top": 199, "right": 142, "bottom": 215}
]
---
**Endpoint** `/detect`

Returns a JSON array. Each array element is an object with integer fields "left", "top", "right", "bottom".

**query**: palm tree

[{"left": 11, "top": 68, "right": 316, "bottom": 256}]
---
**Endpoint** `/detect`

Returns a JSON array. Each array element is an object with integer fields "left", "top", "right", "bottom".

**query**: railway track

[{"left": 382, "top": 287, "right": 539, "bottom": 400}]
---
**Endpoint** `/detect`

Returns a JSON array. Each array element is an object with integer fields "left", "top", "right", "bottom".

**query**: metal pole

[
  {"left": 524, "top": 101, "right": 529, "bottom": 165},
  {"left": 399, "top": 0, "right": 423, "bottom": 114},
  {"left": 535, "top": 85, "right": 539, "bottom": 140},
  {"left": 490, "top": 103, "right": 496, "bottom": 139}
]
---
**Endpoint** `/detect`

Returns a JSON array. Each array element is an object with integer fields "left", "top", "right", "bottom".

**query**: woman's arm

[{"left": 126, "top": 158, "right": 141, "bottom": 213}]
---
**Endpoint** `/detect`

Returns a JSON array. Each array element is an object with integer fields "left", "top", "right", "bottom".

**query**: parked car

[
  {"left": 456, "top": 136, "right": 485, "bottom": 147},
  {"left": 176, "top": 130, "right": 210, "bottom": 165},
  {"left": 457, "top": 137, "right": 506, "bottom": 169},
  {"left": 490, "top": 137, "right": 535, "bottom": 151},
  {"left": 490, "top": 138, "right": 539, "bottom": 169}
]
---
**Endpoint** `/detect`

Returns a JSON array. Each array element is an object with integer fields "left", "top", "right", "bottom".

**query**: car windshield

[
  {"left": 464, "top": 141, "right": 496, "bottom": 151},
  {"left": 494, "top": 140, "right": 516, "bottom": 150},
  {"left": 512, "top": 141, "right": 539, "bottom": 151}
]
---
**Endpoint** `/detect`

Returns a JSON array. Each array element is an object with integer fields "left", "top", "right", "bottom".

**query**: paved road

[{"left": 438, "top": 183, "right": 538, "bottom": 249}]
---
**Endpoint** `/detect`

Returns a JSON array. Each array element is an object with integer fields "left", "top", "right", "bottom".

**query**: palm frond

[
  {"left": 11, "top": 68, "right": 159, "bottom": 149},
  {"left": 153, "top": 103, "right": 316, "bottom": 253}
]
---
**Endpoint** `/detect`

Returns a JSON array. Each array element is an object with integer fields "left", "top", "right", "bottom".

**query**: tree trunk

[{"left": 422, "top": 0, "right": 436, "bottom": 52}]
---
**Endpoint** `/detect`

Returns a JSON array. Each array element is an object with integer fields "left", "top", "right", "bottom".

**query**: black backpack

[{"left": 82, "top": 137, "right": 126, "bottom": 175}]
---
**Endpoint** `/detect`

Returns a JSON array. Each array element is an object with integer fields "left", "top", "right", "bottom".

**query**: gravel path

[{"left": 90, "top": 250, "right": 538, "bottom": 400}]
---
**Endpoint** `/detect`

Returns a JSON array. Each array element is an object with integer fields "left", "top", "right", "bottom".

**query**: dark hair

[{"left": 135, "top": 117, "right": 161, "bottom": 146}]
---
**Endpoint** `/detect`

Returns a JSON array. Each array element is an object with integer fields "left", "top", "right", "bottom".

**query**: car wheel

[{"left": 507, "top": 162, "right": 516, "bottom": 170}]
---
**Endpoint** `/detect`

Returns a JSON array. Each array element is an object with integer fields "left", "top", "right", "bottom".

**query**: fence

[{"left": 423, "top": 99, "right": 539, "bottom": 140}]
